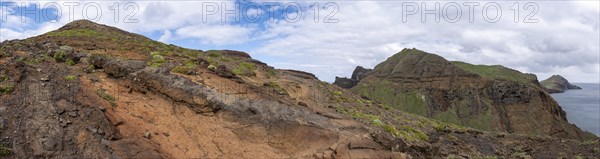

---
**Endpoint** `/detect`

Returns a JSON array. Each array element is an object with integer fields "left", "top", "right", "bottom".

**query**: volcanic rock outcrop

[{"left": 333, "top": 66, "right": 372, "bottom": 88}]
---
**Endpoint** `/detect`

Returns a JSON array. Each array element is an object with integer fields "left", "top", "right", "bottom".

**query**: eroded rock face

[
  {"left": 0, "top": 63, "right": 120, "bottom": 158},
  {"left": 541, "top": 75, "right": 582, "bottom": 93},
  {"left": 333, "top": 77, "right": 356, "bottom": 88},
  {"left": 281, "top": 69, "right": 318, "bottom": 80},
  {"left": 351, "top": 48, "right": 589, "bottom": 140}
]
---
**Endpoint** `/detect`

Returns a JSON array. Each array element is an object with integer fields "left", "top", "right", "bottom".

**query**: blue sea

[{"left": 551, "top": 83, "right": 600, "bottom": 136}]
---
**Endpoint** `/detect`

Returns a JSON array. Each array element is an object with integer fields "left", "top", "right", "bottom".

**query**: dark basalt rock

[
  {"left": 281, "top": 69, "right": 318, "bottom": 80},
  {"left": 333, "top": 77, "right": 356, "bottom": 89},
  {"left": 333, "top": 66, "right": 372, "bottom": 88}
]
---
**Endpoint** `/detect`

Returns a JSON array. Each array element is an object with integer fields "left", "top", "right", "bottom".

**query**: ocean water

[{"left": 550, "top": 83, "right": 600, "bottom": 136}]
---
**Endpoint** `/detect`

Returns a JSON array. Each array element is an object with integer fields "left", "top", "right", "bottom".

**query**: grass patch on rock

[
  {"left": 0, "top": 145, "right": 11, "bottom": 156},
  {"left": 0, "top": 75, "right": 8, "bottom": 83},
  {"left": 96, "top": 89, "right": 117, "bottom": 107},
  {"left": 64, "top": 75, "right": 78, "bottom": 81},
  {"left": 451, "top": 61, "right": 536, "bottom": 84},
  {"left": 264, "top": 81, "right": 288, "bottom": 95},
  {"left": 0, "top": 83, "right": 14, "bottom": 94},
  {"left": 354, "top": 81, "right": 427, "bottom": 116},
  {"left": 231, "top": 62, "right": 256, "bottom": 76},
  {"left": 46, "top": 29, "right": 101, "bottom": 37},
  {"left": 171, "top": 60, "right": 197, "bottom": 75}
]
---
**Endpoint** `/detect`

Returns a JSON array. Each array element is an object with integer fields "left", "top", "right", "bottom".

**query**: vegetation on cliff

[{"left": 451, "top": 61, "right": 537, "bottom": 84}]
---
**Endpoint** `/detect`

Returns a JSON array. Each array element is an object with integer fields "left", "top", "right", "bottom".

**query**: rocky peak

[
  {"left": 333, "top": 66, "right": 372, "bottom": 88},
  {"left": 371, "top": 48, "right": 475, "bottom": 78},
  {"left": 59, "top": 19, "right": 105, "bottom": 30},
  {"left": 351, "top": 66, "right": 372, "bottom": 81},
  {"left": 541, "top": 75, "right": 582, "bottom": 93},
  {"left": 48, "top": 19, "right": 150, "bottom": 41}
]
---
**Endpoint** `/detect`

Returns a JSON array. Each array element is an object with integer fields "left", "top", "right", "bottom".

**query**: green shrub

[
  {"left": 231, "top": 62, "right": 256, "bottom": 76},
  {"left": 0, "top": 83, "right": 15, "bottom": 94},
  {"left": 171, "top": 66, "right": 192, "bottom": 75},
  {"left": 96, "top": 89, "right": 116, "bottom": 107},
  {"left": 89, "top": 54, "right": 110, "bottom": 66},
  {"left": 65, "top": 59, "right": 76, "bottom": 66},
  {"left": 64, "top": 75, "right": 77, "bottom": 81},
  {"left": 433, "top": 122, "right": 470, "bottom": 133},
  {"left": 350, "top": 111, "right": 379, "bottom": 121},
  {"left": 264, "top": 81, "right": 287, "bottom": 95},
  {"left": 15, "top": 57, "right": 25, "bottom": 62},
  {"left": 397, "top": 125, "right": 429, "bottom": 142},
  {"left": 86, "top": 64, "right": 96, "bottom": 72},
  {"left": 147, "top": 54, "right": 166, "bottom": 67},
  {"left": 383, "top": 124, "right": 399, "bottom": 136},
  {"left": 332, "top": 91, "right": 343, "bottom": 96},
  {"left": 372, "top": 119, "right": 383, "bottom": 127},
  {"left": 267, "top": 68, "right": 277, "bottom": 77},
  {"left": 0, "top": 47, "right": 8, "bottom": 58},
  {"left": 53, "top": 50, "right": 67, "bottom": 62},
  {"left": 0, "top": 75, "right": 8, "bottom": 82},
  {"left": 152, "top": 54, "right": 165, "bottom": 62},
  {"left": 184, "top": 60, "right": 196, "bottom": 67},
  {"left": 0, "top": 145, "right": 11, "bottom": 156},
  {"left": 206, "top": 57, "right": 218, "bottom": 66},
  {"left": 207, "top": 65, "right": 217, "bottom": 71}
]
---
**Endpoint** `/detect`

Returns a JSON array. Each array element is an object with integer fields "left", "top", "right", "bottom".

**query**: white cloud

[
  {"left": 175, "top": 24, "right": 253, "bottom": 45},
  {"left": 158, "top": 30, "right": 172, "bottom": 43},
  {"left": 249, "top": 1, "right": 600, "bottom": 83}
]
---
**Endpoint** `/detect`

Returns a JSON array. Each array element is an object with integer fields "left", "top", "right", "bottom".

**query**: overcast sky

[{"left": 1, "top": 0, "right": 599, "bottom": 83}]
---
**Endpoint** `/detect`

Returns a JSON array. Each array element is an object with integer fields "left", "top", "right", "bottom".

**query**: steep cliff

[
  {"left": 351, "top": 48, "right": 592, "bottom": 140},
  {"left": 541, "top": 75, "right": 582, "bottom": 93}
]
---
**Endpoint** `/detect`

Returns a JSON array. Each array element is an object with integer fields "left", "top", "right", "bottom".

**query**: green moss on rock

[{"left": 451, "top": 61, "right": 536, "bottom": 84}]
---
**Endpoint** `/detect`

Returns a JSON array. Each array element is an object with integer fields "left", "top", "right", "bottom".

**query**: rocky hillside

[
  {"left": 0, "top": 20, "right": 598, "bottom": 158},
  {"left": 338, "top": 48, "right": 595, "bottom": 140},
  {"left": 541, "top": 75, "right": 582, "bottom": 93}
]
